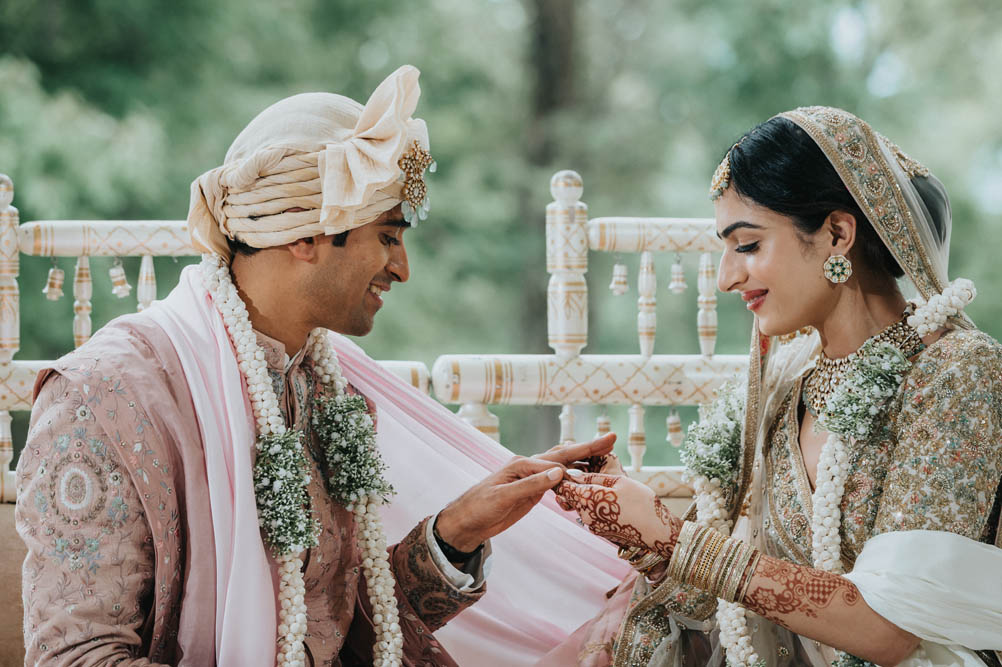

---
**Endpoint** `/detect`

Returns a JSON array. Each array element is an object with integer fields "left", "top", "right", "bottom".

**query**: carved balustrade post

[
  {"left": 0, "top": 409, "right": 12, "bottom": 501},
  {"left": 0, "top": 174, "right": 20, "bottom": 364},
  {"left": 456, "top": 403, "right": 500, "bottom": 442},
  {"left": 627, "top": 404, "right": 646, "bottom": 471},
  {"left": 558, "top": 404, "right": 575, "bottom": 444},
  {"left": 637, "top": 251, "right": 656, "bottom": 357},
  {"left": 0, "top": 175, "right": 19, "bottom": 500},
  {"left": 594, "top": 414, "right": 610, "bottom": 438},
  {"left": 73, "top": 256, "right": 93, "bottom": 347},
  {"left": 697, "top": 252, "right": 718, "bottom": 357},
  {"left": 137, "top": 254, "right": 156, "bottom": 311},
  {"left": 546, "top": 170, "right": 588, "bottom": 358}
]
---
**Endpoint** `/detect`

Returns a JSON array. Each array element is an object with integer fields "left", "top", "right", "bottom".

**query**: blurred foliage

[{"left": 2, "top": 0, "right": 1001, "bottom": 466}]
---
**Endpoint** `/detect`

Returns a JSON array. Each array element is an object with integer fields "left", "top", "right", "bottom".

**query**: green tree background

[{"left": 2, "top": 0, "right": 1001, "bottom": 466}]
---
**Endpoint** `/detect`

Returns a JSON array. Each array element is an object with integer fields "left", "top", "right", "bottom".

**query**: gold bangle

[
  {"left": 617, "top": 544, "right": 666, "bottom": 574},
  {"left": 631, "top": 551, "right": 665, "bottom": 573},
  {"left": 692, "top": 531, "right": 725, "bottom": 590},
  {"left": 665, "top": 521, "right": 763, "bottom": 602},
  {"left": 721, "top": 542, "right": 751, "bottom": 602},
  {"left": 736, "top": 550, "right": 763, "bottom": 604},
  {"left": 683, "top": 526, "right": 713, "bottom": 587},
  {"left": 667, "top": 521, "right": 701, "bottom": 583},
  {"left": 710, "top": 539, "right": 740, "bottom": 597},
  {"left": 721, "top": 544, "right": 747, "bottom": 601}
]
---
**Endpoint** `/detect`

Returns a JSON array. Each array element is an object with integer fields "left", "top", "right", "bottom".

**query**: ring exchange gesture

[{"left": 434, "top": 433, "right": 617, "bottom": 554}]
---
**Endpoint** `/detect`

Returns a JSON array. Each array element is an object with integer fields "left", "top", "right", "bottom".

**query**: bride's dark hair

[{"left": 726, "top": 116, "right": 904, "bottom": 279}]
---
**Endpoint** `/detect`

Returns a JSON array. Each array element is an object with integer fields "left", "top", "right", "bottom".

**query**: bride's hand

[{"left": 553, "top": 472, "right": 682, "bottom": 557}]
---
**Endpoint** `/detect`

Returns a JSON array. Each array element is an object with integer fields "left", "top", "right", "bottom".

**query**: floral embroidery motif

[{"left": 58, "top": 465, "right": 94, "bottom": 510}]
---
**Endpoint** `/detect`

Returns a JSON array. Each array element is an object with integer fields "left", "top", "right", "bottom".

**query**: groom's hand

[{"left": 434, "top": 433, "right": 616, "bottom": 552}]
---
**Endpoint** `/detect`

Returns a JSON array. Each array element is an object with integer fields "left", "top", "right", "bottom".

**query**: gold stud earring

[{"left": 823, "top": 254, "right": 852, "bottom": 284}]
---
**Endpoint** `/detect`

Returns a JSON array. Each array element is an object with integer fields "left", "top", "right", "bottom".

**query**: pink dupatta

[{"left": 147, "top": 265, "right": 629, "bottom": 665}]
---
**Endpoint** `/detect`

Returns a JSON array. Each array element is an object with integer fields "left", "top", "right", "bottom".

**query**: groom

[{"left": 16, "top": 65, "right": 613, "bottom": 665}]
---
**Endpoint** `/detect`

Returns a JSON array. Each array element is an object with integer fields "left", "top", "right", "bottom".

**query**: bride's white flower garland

[
  {"left": 906, "top": 278, "right": 976, "bottom": 337},
  {"left": 681, "top": 381, "right": 763, "bottom": 666},
  {"left": 683, "top": 284, "right": 975, "bottom": 667},
  {"left": 201, "top": 254, "right": 403, "bottom": 667}
]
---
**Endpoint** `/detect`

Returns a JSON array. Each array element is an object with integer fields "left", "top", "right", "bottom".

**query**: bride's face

[{"left": 714, "top": 188, "right": 835, "bottom": 337}]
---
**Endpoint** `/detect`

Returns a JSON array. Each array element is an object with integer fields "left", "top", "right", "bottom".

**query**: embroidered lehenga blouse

[{"left": 599, "top": 328, "right": 1002, "bottom": 667}]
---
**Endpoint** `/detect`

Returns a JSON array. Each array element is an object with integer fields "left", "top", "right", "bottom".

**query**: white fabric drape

[
  {"left": 845, "top": 530, "right": 1002, "bottom": 665},
  {"left": 150, "top": 266, "right": 630, "bottom": 665}
]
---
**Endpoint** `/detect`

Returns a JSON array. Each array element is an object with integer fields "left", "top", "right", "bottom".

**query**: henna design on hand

[
  {"left": 554, "top": 482, "right": 644, "bottom": 548},
  {"left": 743, "top": 554, "right": 861, "bottom": 624},
  {"left": 650, "top": 497, "right": 682, "bottom": 559},
  {"left": 554, "top": 481, "right": 683, "bottom": 557}
]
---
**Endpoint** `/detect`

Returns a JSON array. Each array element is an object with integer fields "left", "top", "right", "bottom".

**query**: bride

[{"left": 548, "top": 107, "right": 1002, "bottom": 666}]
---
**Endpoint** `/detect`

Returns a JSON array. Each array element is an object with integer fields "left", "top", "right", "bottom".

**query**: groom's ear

[{"left": 286, "top": 235, "right": 322, "bottom": 262}]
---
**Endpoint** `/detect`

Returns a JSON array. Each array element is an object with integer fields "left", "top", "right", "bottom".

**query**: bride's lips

[{"left": 741, "top": 289, "right": 767, "bottom": 311}]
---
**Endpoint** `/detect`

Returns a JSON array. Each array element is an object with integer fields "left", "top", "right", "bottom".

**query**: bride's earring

[{"left": 823, "top": 254, "right": 852, "bottom": 284}]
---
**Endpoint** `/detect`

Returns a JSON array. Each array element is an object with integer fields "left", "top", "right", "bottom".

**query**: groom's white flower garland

[
  {"left": 682, "top": 285, "right": 974, "bottom": 667},
  {"left": 201, "top": 254, "right": 403, "bottom": 667}
]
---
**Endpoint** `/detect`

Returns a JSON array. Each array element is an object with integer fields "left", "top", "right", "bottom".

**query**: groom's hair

[{"left": 227, "top": 230, "right": 351, "bottom": 257}]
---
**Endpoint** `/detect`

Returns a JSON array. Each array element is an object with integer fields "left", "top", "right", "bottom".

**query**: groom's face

[{"left": 306, "top": 205, "right": 411, "bottom": 336}]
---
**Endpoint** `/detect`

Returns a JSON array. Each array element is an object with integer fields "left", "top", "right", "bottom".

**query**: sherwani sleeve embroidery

[
  {"left": 391, "top": 517, "right": 485, "bottom": 632},
  {"left": 342, "top": 517, "right": 484, "bottom": 666},
  {"left": 15, "top": 373, "right": 167, "bottom": 667},
  {"left": 874, "top": 332, "right": 1002, "bottom": 539}
]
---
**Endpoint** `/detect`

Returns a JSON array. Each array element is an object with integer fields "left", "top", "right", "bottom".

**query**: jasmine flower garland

[
  {"left": 816, "top": 340, "right": 912, "bottom": 441},
  {"left": 809, "top": 339, "right": 912, "bottom": 667},
  {"left": 201, "top": 253, "right": 403, "bottom": 667},
  {"left": 313, "top": 392, "right": 395, "bottom": 508},
  {"left": 253, "top": 430, "right": 321, "bottom": 555},
  {"left": 681, "top": 380, "right": 765, "bottom": 667}
]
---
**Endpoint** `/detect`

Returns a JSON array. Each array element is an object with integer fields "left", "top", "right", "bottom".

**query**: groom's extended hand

[{"left": 434, "top": 433, "right": 617, "bottom": 552}]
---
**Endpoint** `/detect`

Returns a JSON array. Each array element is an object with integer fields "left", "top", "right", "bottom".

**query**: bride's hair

[{"left": 725, "top": 117, "right": 904, "bottom": 279}]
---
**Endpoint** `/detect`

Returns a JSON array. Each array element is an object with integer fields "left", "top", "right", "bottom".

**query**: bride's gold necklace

[{"left": 803, "top": 316, "right": 924, "bottom": 418}]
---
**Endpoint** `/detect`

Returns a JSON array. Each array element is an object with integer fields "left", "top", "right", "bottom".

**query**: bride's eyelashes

[{"left": 735, "top": 241, "right": 759, "bottom": 254}]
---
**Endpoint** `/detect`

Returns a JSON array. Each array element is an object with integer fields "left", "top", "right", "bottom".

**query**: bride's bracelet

[
  {"left": 666, "top": 521, "right": 761, "bottom": 603},
  {"left": 617, "top": 545, "right": 667, "bottom": 574}
]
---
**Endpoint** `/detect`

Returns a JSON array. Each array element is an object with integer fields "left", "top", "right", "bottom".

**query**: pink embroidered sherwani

[{"left": 16, "top": 313, "right": 483, "bottom": 666}]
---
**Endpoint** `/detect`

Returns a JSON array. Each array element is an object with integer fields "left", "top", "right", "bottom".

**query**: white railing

[
  {"left": 430, "top": 171, "right": 747, "bottom": 500},
  {"left": 1, "top": 169, "right": 745, "bottom": 504}
]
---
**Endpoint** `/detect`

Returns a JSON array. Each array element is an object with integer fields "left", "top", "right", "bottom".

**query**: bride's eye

[{"left": 735, "top": 241, "right": 759, "bottom": 254}]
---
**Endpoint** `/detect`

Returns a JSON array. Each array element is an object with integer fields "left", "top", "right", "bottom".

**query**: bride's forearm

[
  {"left": 658, "top": 521, "right": 919, "bottom": 665},
  {"left": 741, "top": 555, "right": 919, "bottom": 666}
]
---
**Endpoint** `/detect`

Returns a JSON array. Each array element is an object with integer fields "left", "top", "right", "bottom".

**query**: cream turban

[{"left": 188, "top": 65, "right": 430, "bottom": 261}]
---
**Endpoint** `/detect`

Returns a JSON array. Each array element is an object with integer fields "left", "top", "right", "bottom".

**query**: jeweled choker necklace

[{"left": 803, "top": 316, "right": 924, "bottom": 418}]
